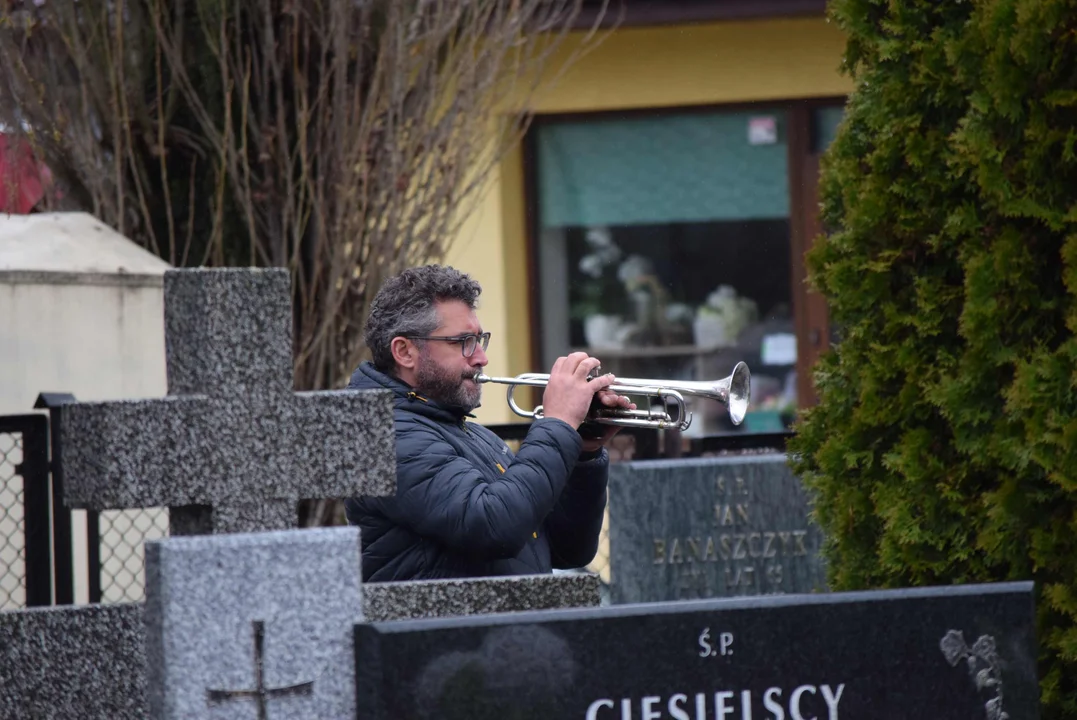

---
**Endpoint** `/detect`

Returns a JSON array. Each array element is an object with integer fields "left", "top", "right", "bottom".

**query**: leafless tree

[
  {"left": 0, "top": 0, "right": 611, "bottom": 526},
  {"left": 0, "top": 0, "right": 609, "bottom": 389}
]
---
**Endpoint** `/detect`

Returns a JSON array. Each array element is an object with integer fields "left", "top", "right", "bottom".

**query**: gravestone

[
  {"left": 57, "top": 268, "right": 395, "bottom": 533},
  {"left": 0, "top": 567, "right": 601, "bottom": 718},
  {"left": 144, "top": 526, "right": 364, "bottom": 719},
  {"left": 607, "top": 454, "right": 827, "bottom": 604},
  {"left": 354, "top": 581, "right": 1040, "bottom": 720},
  {"left": 0, "top": 603, "right": 145, "bottom": 719},
  {"left": 363, "top": 573, "right": 601, "bottom": 621}
]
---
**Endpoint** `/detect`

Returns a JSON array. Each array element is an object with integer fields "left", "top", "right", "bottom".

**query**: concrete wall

[
  {"left": 0, "top": 277, "right": 167, "bottom": 415},
  {"left": 0, "top": 274, "right": 169, "bottom": 607}
]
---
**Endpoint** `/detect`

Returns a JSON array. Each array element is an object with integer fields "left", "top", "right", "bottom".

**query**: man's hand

[
  {"left": 541, "top": 352, "right": 615, "bottom": 429},
  {"left": 580, "top": 389, "right": 637, "bottom": 453}
]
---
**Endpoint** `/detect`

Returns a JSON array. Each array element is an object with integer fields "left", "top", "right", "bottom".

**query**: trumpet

[{"left": 476, "top": 362, "right": 751, "bottom": 431}]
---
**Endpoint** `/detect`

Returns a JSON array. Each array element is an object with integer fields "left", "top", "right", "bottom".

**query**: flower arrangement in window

[
  {"left": 573, "top": 227, "right": 622, "bottom": 316},
  {"left": 574, "top": 228, "right": 697, "bottom": 347},
  {"left": 693, "top": 285, "right": 758, "bottom": 348},
  {"left": 573, "top": 227, "right": 627, "bottom": 347}
]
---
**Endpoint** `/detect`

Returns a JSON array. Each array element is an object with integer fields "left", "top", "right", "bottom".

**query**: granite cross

[
  {"left": 57, "top": 268, "right": 395, "bottom": 533},
  {"left": 206, "top": 620, "right": 313, "bottom": 720}
]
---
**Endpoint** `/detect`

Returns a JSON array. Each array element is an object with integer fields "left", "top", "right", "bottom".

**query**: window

[{"left": 532, "top": 108, "right": 797, "bottom": 435}]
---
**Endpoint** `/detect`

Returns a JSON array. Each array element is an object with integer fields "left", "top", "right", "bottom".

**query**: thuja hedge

[{"left": 788, "top": 0, "right": 1077, "bottom": 715}]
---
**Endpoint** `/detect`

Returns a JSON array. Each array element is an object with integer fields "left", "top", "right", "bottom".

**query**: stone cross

[{"left": 57, "top": 268, "right": 395, "bottom": 533}]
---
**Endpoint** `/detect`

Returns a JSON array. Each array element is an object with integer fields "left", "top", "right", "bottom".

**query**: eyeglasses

[{"left": 406, "top": 332, "right": 491, "bottom": 358}]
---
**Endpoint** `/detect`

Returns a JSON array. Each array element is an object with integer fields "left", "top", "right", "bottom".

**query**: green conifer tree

[{"left": 790, "top": 1, "right": 1077, "bottom": 715}]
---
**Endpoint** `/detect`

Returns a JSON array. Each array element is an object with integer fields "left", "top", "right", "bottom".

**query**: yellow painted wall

[
  {"left": 529, "top": 16, "right": 852, "bottom": 114},
  {"left": 447, "top": 16, "right": 851, "bottom": 425},
  {"left": 443, "top": 156, "right": 511, "bottom": 423}
]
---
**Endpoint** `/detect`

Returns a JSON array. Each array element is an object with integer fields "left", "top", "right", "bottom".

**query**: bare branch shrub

[
  {"left": 0, "top": 0, "right": 611, "bottom": 527},
  {"left": 0, "top": 0, "right": 609, "bottom": 393}
]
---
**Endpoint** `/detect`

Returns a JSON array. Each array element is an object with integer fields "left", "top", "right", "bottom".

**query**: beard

[{"left": 415, "top": 352, "right": 482, "bottom": 413}]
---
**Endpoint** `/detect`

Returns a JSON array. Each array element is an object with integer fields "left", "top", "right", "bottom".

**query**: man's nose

[{"left": 470, "top": 345, "right": 488, "bottom": 367}]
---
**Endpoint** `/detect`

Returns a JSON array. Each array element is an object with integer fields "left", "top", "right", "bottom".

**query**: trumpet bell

[
  {"left": 725, "top": 361, "right": 751, "bottom": 425},
  {"left": 476, "top": 361, "right": 752, "bottom": 431}
]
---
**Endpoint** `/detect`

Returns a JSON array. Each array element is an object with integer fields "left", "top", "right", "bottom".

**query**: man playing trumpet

[{"left": 345, "top": 264, "right": 634, "bottom": 582}]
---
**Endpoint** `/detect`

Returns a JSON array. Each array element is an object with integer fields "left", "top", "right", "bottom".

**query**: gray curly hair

[{"left": 364, "top": 264, "right": 482, "bottom": 372}]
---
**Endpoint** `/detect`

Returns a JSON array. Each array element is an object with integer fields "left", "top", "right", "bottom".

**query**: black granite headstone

[
  {"left": 354, "top": 582, "right": 1039, "bottom": 720},
  {"left": 608, "top": 455, "right": 827, "bottom": 604}
]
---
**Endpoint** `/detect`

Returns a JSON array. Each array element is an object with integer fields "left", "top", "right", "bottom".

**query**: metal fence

[
  {"left": 97, "top": 508, "right": 170, "bottom": 604},
  {"left": 0, "top": 430, "right": 26, "bottom": 609},
  {"left": 0, "top": 403, "right": 169, "bottom": 608},
  {"left": 0, "top": 413, "right": 51, "bottom": 609},
  {"left": 0, "top": 404, "right": 789, "bottom": 609}
]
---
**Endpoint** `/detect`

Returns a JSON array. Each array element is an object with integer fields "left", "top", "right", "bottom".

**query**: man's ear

[{"left": 390, "top": 336, "right": 418, "bottom": 370}]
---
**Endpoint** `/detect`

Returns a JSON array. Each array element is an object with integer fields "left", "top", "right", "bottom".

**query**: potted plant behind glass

[
  {"left": 693, "top": 285, "right": 758, "bottom": 348},
  {"left": 573, "top": 227, "right": 626, "bottom": 348}
]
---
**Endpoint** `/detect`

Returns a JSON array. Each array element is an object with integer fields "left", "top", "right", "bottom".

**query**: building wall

[
  {"left": 0, "top": 277, "right": 169, "bottom": 606},
  {"left": 446, "top": 16, "right": 851, "bottom": 425},
  {"left": 0, "top": 279, "right": 167, "bottom": 415}
]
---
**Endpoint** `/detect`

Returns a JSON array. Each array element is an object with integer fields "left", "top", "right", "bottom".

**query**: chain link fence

[
  {"left": 0, "top": 422, "right": 169, "bottom": 607},
  {"left": 97, "top": 508, "right": 170, "bottom": 604},
  {"left": 0, "top": 431, "right": 26, "bottom": 610},
  {"left": 2, "top": 426, "right": 640, "bottom": 607}
]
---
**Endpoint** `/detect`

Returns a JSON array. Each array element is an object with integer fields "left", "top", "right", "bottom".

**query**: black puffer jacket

[{"left": 345, "top": 361, "right": 609, "bottom": 582}]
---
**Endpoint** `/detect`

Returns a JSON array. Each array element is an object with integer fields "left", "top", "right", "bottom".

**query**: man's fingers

[
  {"left": 573, "top": 356, "right": 603, "bottom": 379},
  {"left": 555, "top": 353, "right": 590, "bottom": 376},
  {"left": 596, "top": 389, "right": 632, "bottom": 408},
  {"left": 587, "top": 372, "right": 616, "bottom": 392},
  {"left": 596, "top": 391, "right": 618, "bottom": 408}
]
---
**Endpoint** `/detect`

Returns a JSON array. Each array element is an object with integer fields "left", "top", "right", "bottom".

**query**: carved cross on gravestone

[
  {"left": 207, "top": 621, "right": 313, "bottom": 720},
  {"left": 57, "top": 268, "right": 395, "bottom": 534},
  {"left": 145, "top": 527, "right": 364, "bottom": 718}
]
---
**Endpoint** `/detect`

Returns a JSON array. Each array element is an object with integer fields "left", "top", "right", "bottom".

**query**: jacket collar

[{"left": 348, "top": 361, "right": 476, "bottom": 422}]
